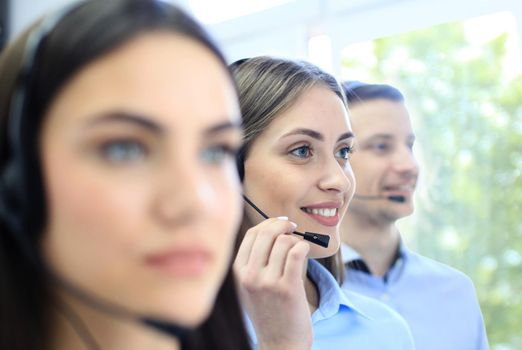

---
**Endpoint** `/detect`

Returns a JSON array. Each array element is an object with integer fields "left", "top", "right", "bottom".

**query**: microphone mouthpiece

[
  {"left": 302, "top": 232, "right": 330, "bottom": 248},
  {"left": 388, "top": 195, "right": 406, "bottom": 203}
]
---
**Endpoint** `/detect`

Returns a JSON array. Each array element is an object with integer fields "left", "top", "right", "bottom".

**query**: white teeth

[{"left": 304, "top": 208, "right": 337, "bottom": 217}]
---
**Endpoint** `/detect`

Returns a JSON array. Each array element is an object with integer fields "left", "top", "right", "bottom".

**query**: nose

[
  {"left": 151, "top": 155, "right": 214, "bottom": 228},
  {"left": 392, "top": 145, "right": 419, "bottom": 178},
  {"left": 317, "top": 157, "right": 354, "bottom": 195}
]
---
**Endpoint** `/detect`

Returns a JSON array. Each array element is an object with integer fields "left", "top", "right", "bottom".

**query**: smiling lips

[{"left": 301, "top": 203, "right": 341, "bottom": 226}]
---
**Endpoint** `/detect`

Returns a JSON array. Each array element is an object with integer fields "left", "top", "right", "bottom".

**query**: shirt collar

[
  {"left": 307, "top": 259, "right": 370, "bottom": 321},
  {"left": 341, "top": 240, "right": 410, "bottom": 265},
  {"left": 341, "top": 242, "right": 362, "bottom": 264}
]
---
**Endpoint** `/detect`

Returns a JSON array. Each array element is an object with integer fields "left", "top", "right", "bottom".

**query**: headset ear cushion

[
  {"left": 236, "top": 146, "right": 246, "bottom": 182},
  {"left": 1, "top": 160, "right": 40, "bottom": 261},
  {"left": 0, "top": 161, "right": 23, "bottom": 233}
]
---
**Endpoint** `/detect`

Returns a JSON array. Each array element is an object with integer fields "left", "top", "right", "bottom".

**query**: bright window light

[
  {"left": 308, "top": 34, "right": 333, "bottom": 73},
  {"left": 187, "top": 0, "right": 293, "bottom": 24}
]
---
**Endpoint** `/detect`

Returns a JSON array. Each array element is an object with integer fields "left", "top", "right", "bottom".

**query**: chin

[
  {"left": 176, "top": 308, "right": 213, "bottom": 327},
  {"left": 144, "top": 286, "right": 218, "bottom": 328},
  {"left": 383, "top": 209, "right": 412, "bottom": 221},
  {"left": 156, "top": 301, "right": 213, "bottom": 328}
]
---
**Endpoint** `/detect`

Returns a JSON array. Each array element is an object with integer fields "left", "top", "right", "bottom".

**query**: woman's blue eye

[
  {"left": 101, "top": 140, "right": 147, "bottom": 163},
  {"left": 290, "top": 145, "right": 311, "bottom": 158},
  {"left": 200, "top": 145, "right": 236, "bottom": 164},
  {"left": 336, "top": 146, "right": 354, "bottom": 160}
]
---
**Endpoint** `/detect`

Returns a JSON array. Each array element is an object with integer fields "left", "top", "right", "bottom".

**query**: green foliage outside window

[{"left": 342, "top": 17, "right": 522, "bottom": 350}]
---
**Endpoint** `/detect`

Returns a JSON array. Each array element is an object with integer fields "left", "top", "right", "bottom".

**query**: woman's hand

[{"left": 234, "top": 217, "right": 312, "bottom": 350}]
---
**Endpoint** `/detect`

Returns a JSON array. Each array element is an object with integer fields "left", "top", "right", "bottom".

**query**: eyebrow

[
  {"left": 84, "top": 112, "right": 242, "bottom": 136},
  {"left": 338, "top": 132, "right": 355, "bottom": 142},
  {"left": 282, "top": 128, "right": 323, "bottom": 141},
  {"left": 367, "top": 133, "right": 393, "bottom": 141},
  {"left": 84, "top": 112, "right": 163, "bottom": 133},
  {"left": 282, "top": 128, "right": 354, "bottom": 142},
  {"left": 367, "top": 133, "right": 416, "bottom": 141}
]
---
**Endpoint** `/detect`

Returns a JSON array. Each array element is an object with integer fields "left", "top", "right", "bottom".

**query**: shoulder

[{"left": 406, "top": 250, "right": 476, "bottom": 289}]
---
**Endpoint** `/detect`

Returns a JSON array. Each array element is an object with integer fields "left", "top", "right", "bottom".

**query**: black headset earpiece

[
  {"left": 0, "top": 161, "right": 24, "bottom": 233},
  {"left": 0, "top": 4, "right": 77, "bottom": 240},
  {"left": 229, "top": 57, "right": 250, "bottom": 71},
  {"left": 236, "top": 145, "right": 246, "bottom": 181}
]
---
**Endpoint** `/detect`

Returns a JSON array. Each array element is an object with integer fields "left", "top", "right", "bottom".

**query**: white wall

[
  {"left": 9, "top": 0, "right": 74, "bottom": 39},
  {"left": 8, "top": 0, "right": 522, "bottom": 74},
  {"left": 8, "top": 0, "right": 192, "bottom": 42}
]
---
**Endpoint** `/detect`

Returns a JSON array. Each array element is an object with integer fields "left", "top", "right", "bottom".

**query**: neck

[
  {"left": 301, "top": 258, "right": 319, "bottom": 315},
  {"left": 341, "top": 212, "right": 401, "bottom": 277},
  {"left": 47, "top": 288, "right": 179, "bottom": 350}
]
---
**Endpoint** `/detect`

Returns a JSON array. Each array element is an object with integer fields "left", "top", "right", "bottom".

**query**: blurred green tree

[{"left": 342, "top": 18, "right": 522, "bottom": 349}]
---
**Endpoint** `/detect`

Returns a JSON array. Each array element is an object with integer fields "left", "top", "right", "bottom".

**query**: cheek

[
  {"left": 351, "top": 158, "right": 380, "bottom": 190},
  {"left": 42, "top": 161, "right": 146, "bottom": 280},
  {"left": 244, "top": 162, "right": 302, "bottom": 216},
  {"left": 344, "top": 166, "right": 357, "bottom": 199},
  {"left": 51, "top": 172, "right": 142, "bottom": 237},
  {"left": 206, "top": 168, "right": 243, "bottom": 259}
]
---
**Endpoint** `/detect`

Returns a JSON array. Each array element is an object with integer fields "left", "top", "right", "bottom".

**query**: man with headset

[{"left": 340, "top": 81, "right": 489, "bottom": 350}]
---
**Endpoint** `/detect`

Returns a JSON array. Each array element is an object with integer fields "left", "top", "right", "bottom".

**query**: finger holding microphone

[{"left": 235, "top": 217, "right": 313, "bottom": 350}]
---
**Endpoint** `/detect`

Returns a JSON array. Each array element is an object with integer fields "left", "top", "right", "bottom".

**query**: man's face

[{"left": 347, "top": 98, "right": 419, "bottom": 223}]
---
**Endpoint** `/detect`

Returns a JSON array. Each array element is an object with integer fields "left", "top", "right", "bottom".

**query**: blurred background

[{"left": 2, "top": 1, "right": 521, "bottom": 349}]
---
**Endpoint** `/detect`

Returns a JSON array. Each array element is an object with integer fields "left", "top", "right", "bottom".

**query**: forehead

[
  {"left": 45, "top": 32, "right": 239, "bottom": 130},
  {"left": 262, "top": 85, "right": 351, "bottom": 139},
  {"left": 348, "top": 99, "right": 413, "bottom": 138}
]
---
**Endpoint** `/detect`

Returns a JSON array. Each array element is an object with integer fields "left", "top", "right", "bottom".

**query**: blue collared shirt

[
  {"left": 341, "top": 242, "right": 489, "bottom": 350},
  {"left": 245, "top": 259, "right": 415, "bottom": 349}
]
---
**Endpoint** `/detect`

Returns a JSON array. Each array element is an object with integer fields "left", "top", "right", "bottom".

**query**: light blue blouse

[{"left": 245, "top": 258, "right": 415, "bottom": 349}]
